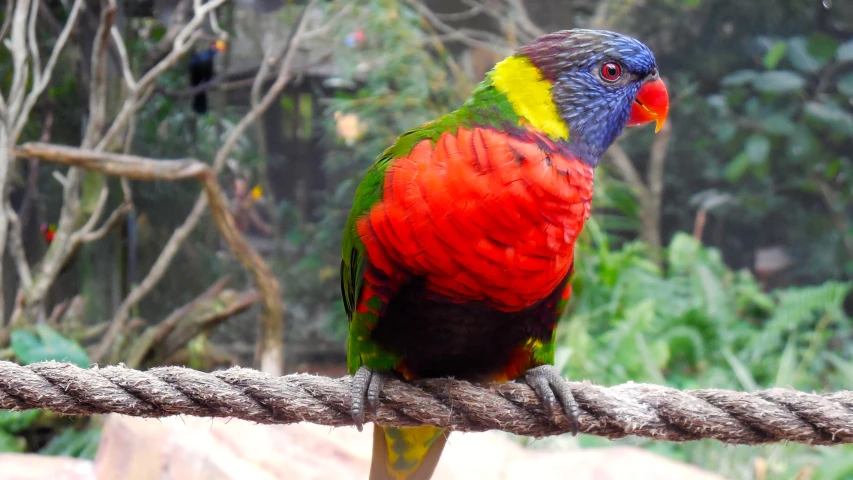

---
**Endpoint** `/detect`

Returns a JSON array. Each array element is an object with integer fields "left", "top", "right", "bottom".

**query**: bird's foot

[
  {"left": 350, "top": 366, "right": 385, "bottom": 432},
  {"left": 524, "top": 364, "right": 580, "bottom": 436}
]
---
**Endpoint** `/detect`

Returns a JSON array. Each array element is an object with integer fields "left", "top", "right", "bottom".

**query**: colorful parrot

[
  {"left": 189, "top": 39, "right": 226, "bottom": 114},
  {"left": 341, "top": 29, "right": 669, "bottom": 479},
  {"left": 40, "top": 223, "right": 56, "bottom": 244}
]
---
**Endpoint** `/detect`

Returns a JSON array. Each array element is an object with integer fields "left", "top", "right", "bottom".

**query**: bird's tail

[
  {"left": 192, "top": 92, "right": 207, "bottom": 114},
  {"left": 370, "top": 425, "right": 447, "bottom": 480}
]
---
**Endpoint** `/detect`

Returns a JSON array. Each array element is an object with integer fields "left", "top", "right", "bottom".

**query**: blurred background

[{"left": 0, "top": 0, "right": 852, "bottom": 478}]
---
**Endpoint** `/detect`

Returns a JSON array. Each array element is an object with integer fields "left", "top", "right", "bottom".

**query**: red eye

[{"left": 601, "top": 62, "right": 622, "bottom": 82}]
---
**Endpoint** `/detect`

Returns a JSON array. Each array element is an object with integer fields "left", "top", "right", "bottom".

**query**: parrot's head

[{"left": 505, "top": 29, "right": 668, "bottom": 165}]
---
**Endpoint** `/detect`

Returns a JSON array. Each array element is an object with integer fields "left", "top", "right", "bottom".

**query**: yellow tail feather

[{"left": 370, "top": 425, "right": 448, "bottom": 480}]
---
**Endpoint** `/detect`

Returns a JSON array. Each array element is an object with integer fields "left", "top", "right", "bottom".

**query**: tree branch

[
  {"left": 15, "top": 144, "right": 210, "bottom": 180},
  {"left": 644, "top": 120, "right": 672, "bottom": 249},
  {"left": 13, "top": 142, "right": 281, "bottom": 371},
  {"left": 11, "top": 0, "right": 84, "bottom": 140},
  {"left": 5, "top": 203, "right": 32, "bottom": 289},
  {"left": 18, "top": 107, "right": 53, "bottom": 234},
  {"left": 605, "top": 144, "right": 648, "bottom": 197},
  {"left": 405, "top": 0, "right": 511, "bottom": 55},
  {"left": 814, "top": 178, "right": 853, "bottom": 260}
]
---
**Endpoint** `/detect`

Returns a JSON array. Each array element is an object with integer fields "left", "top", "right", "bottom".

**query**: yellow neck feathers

[{"left": 490, "top": 55, "right": 569, "bottom": 140}]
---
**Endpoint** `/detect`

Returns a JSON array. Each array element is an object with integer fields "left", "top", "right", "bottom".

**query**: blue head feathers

[{"left": 520, "top": 29, "right": 660, "bottom": 165}]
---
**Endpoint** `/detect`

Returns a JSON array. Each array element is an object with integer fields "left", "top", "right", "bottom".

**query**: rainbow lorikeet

[
  {"left": 341, "top": 29, "right": 669, "bottom": 479},
  {"left": 40, "top": 223, "right": 79, "bottom": 275},
  {"left": 40, "top": 223, "right": 56, "bottom": 244}
]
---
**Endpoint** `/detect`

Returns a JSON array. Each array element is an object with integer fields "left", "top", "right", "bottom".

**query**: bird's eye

[{"left": 600, "top": 62, "right": 622, "bottom": 82}]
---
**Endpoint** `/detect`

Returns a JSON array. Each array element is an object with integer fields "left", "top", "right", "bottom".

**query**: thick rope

[{"left": 1, "top": 360, "right": 852, "bottom": 445}]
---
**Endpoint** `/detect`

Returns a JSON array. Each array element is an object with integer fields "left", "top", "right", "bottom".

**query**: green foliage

[
  {"left": 10, "top": 326, "right": 91, "bottom": 367},
  {"left": 39, "top": 427, "right": 101, "bottom": 460},
  {"left": 547, "top": 229, "right": 853, "bottom": 478},
  {"left": 0, "top": 411, "right": 40, "bottom": 453},
  {"left": 702, "top": 30, "right": 853, "bottom": 283},
  {"left": 4, "top": 328, "right": 98, "bottom": 457}
]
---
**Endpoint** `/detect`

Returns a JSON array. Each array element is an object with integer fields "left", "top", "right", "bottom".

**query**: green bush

[
  {"left": 544, "top": 226, "right": 853, "bottom": 479},
  {"left": 2, "top": 327, "right": 100, "bottom": 459}
]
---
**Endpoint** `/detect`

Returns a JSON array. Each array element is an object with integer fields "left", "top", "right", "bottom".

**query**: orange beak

[
  {"left": 214, "top": 40, "right": 227, "bottom": 52},
  {"left": 626, "top": 77, "right": 669, "bottom": 132}
]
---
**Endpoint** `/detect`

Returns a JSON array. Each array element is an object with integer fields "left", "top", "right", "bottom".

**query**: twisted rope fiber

[{"left": 1, "top": 361, "right": 853, "bottom": 445}]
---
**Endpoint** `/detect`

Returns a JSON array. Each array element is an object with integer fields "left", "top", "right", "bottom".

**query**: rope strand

[{"left": 1, "top": 360, "right": 852, "bottom": 445}]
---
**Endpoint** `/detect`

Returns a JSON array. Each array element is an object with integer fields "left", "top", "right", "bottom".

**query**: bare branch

[
  {"left": 96, "top": 200, "right": 206, "bottom": 362},
  {"left": 208, "top": 4, "right": 228, "bottom": 40},
  {"left": 12, "top": 0, "right": 84, "bottom": 141},
  {"left": 814, "top": 178, "right": 853, "bottom": 260},
  {"left": 504, "top": 0, "right": 545, "bottom": 39},
  {"left": 110, "top": 26, "right": 136, "bottom": 89},
  {"left": 405, "top": 0, "right": 511, "bottom": 55},
  {"left": 97, "top": 0, "right": 229, "bottom": 151},
  {"left": 13, "top": 0, "right": 224, "bottom": 325},
  {"left": 0, "top": 0, "right": 13, "bottom": 43},
  {"left": 5, "top": 204, "right": 32, "bottom": 289},
  {"left": 78, "top": 202, "right": 132, "bottom": 243},
  {"left": 19, "top": 108, "right": 53, "bottom": 233},
  {"left": 214, "top": 5, "right": 313, "bottom": 170},
  {"left": 433, "top": 4, "right": 483, "bottom": 21},
  {"left": 605, "top": 144, "right": 648, "bottom": 197},
  {"left": 644, "top": 120, "right": 672, "bottom": 249},
  {"left": 94, "top": 0, "right": 318, "bottom": 369},
  {"left": 26, "top": 0, "right": 41, "bottom": 88},
  {"left": 73, "top": 183, "right": 110, "bottom": 237},
  {"left": 7, "top": 0, "right": 33, "bottom": 121},
  {"left": 51, "top": 171, "right": 69, "bottom": 188},
  {"left": 124, "top": 276, "right": 232, "bottom": 368},
  {"left": 15, "top": 143, "right": 210, "bottom": 180},
  {"left": 29, "top": 0, "right": 114, "bottom": 303},
  {"left": 82, "top": 0, "right": 117, "bottom": 148},
  {"left": 15, "top": 143, "right": 278, "bottom": 373},
  {"left": 0, "top": 0, "right": 11, "bottom": 119},
  {"left": 301, "top": 2, "right": 354, "bottom": 41}
]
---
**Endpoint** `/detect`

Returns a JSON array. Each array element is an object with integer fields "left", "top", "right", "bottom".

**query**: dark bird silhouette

[{"left": 189, "top": 40, "right": 226, "bottom": 114}]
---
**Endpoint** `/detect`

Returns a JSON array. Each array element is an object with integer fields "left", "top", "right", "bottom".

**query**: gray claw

[
  {"left": 367, "top": 369, "right": 384, "bottom": 412},
  {"left": 351, "top": 366, "right": 384, "bottom": 432},
  {"left": 524, "top": 365, "right": 580, "bottom": 436}
]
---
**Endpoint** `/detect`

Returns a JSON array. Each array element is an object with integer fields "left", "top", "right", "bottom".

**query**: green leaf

[
  {"left": 787, "top": 37, "right": 823, "bottom": 73},
  {"left": 838, "top": 39, "right": 853, "bottom": 62},
  {"left": 774, "top": 337, "right": 798, "bottom": 387},
  {"left": 39, "top": 428, "right": 101, "bottom": 459},
  {"left": 763, "top": 42, "right": 787, "bottom": 70},
  {"left": 721, "top": 69, "right": 757, "bottom": 87},
  {"left": 744, "top": 134, "right": 771, "bottom": 163},
  {"left": 813, "top": 447, "right": 853, "bottom": 480},
  {"left": 667, "top": 233, "right": 701, "bottom": 275},
  {"left": 826, "top": 352, "right": 853, "bottom": 384},
  {"left": 805, "top": 101, "right": 853, "bottom": 135},
  {"left": 752, "top": 71, "right": 805, "bottom": 94},
  {"left": 0, "top": 410, "right": 40, "bottom": 433},
  {"left": 724, "top": 151, "right": 752, "bottom": 182},
  {"left": 10, "top": 326, "right": 91, "bottom": 367},
  {"left": 787, "top": 128, "right": 818, "bottom": 158},
  {"left": 759, "top": 114, "right": 796, "bottom": 135},
  {"left": 838, "top": 73, "right": 853, "bottom": 97},
  {"left": 0, "top": 430, "right": 25, "bottom": 453},
  {"left": 722, "top": 347, "right": 758, "bottom": 392},
  {"left": 807, "top": 33, "right": 839, "bottom": 62}
]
